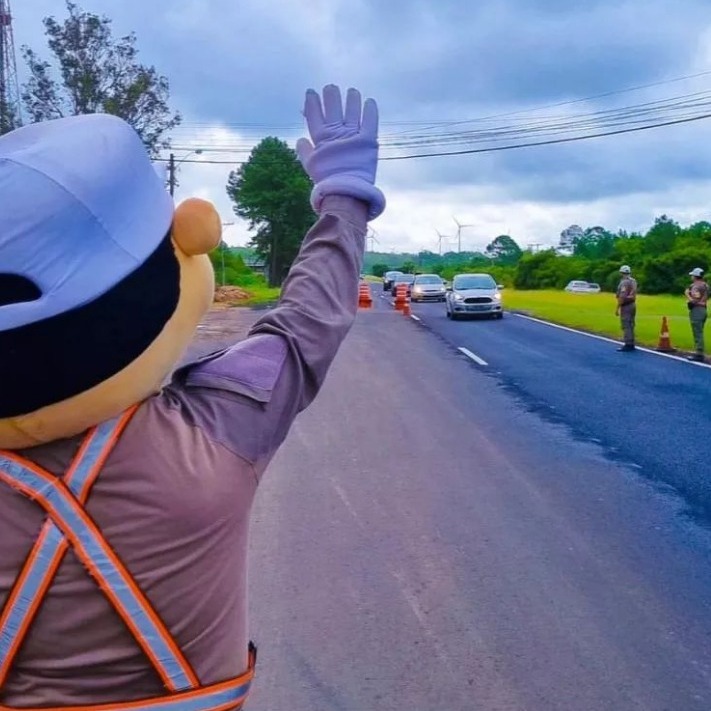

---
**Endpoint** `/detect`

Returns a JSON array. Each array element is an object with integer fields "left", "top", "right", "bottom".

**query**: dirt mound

[{"left": 214, "top": 286, "right": 251, "bottom": 304}]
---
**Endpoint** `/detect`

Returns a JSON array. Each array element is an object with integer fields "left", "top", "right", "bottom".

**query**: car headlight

[
  {"left": 413, "top": 286, "right": 422, "bottom": 293},
  {"left": 494, "top": 293, "right": 502, "bottom": 301},
  {"left": 454, "top": 293, "right": 464, "bottom": 301}
]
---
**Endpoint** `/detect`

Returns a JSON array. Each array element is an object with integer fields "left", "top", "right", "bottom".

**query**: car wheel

[
  {"left": 451, "top": 312, "right": 460, "bottom": 321},
  {"left": 496, "top": 312, "right": 504, "bottom": 319}
]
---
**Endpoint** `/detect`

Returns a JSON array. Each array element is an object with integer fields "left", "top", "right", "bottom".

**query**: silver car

[
  {"left": 411, "top": 274, "right": 446, "bottom": 302},
  {"left": 445, "top": 273, "right": 504, "bottom": 320}
]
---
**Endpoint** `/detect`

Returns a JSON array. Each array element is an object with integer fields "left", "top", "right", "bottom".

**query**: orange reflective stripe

[
  {"left": 0, "top": 646, "right": 256, "bottom": 711},
  {"left": 0, "top": 407, "right": 139, "bottom": 687},
  {"left": 0, "top": 451, "right": 199, "bottom": 692},
  {"left": 0, "top": 655, "right": 254, "bottom": 710}
]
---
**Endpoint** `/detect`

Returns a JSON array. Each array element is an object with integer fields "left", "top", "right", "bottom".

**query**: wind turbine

[
  {"left": 367, "top": 227, "right": 380, "bottom": 252},
  {"left": 435, "top": 229, "right": 451, "bottom": 256},
  {"left": 452, "top": 216, "right": 474, "bottom": 254}
]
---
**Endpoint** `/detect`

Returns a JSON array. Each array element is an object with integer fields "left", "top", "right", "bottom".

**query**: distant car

[
  {"left": 382, "top": 270, "right": 404, "bottom": 291},
  {"left": 390, "top": 273, "right": 416, "bottom": 296},
  {"left": 411, "top": 274, "right": 446, "bottom": 302},
  {"left": 445, "top": 273, "right": 503, "bottom": 320},
  {"left": 564, "top": 280, "right": 601, "bottom": 293}
]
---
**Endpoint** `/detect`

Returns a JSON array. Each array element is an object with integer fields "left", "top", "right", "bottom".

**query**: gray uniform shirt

[
  {"left": 688, "top": 280, "right": 709, "bottom": 307},
  {"left": 0, "top": 196, "right": 367, "bottom": 706},
  {"left": 616, "top": 276, "right": 637, "bottom": 305}
]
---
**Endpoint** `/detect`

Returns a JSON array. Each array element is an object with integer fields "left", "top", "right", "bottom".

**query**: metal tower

[{"left": 0, "top": 0, "right": 21, "bottom": 134}]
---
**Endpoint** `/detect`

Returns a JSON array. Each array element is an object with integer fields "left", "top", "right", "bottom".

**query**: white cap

[
  {"left": 0, "top": 113, "right": 174, "bottom": 332},
  {"left": 689, "top": 267, "right": 705, "bottom": 277},
  {"left": 619, "top": 265, "right": 631, "bottom": 274}
]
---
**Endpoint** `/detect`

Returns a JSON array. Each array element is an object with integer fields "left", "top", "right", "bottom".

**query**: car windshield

[
  {"left": 386, "top": 271, "right": 403, "bottom": 278},
  {"left": 414, "top": 276, "right": 442, "bottom": 284},
  {"left": 396, "top": 274, "right": 415, "bottom": 283},
  {"left": 453, "top": 275, "right": 496, "bottom": 290}
]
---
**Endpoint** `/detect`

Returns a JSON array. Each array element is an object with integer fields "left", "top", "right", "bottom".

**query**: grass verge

[
  {"left": 504, "top": 290, "right": 699, "bottom": 351},
  {"left": 238, "top": 285, "right": 281, "bottom": 306}
]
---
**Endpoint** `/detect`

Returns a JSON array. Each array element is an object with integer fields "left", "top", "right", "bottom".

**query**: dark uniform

[
  {"left": 616, "top": 274, "right": 638, "bottom": 350},
  {"left": 686, "top": 276, "right": 708, "bottom": 360}
]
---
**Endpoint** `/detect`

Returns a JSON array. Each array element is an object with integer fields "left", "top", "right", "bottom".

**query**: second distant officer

[
  {"left": 685, "top": 267, "right": 708, "bottom": 362},
  {"left": 615, "top": 265, "right": 638, "bottom": 352}
]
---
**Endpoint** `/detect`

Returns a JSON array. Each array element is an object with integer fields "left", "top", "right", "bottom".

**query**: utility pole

[
  {"left": 452, "top": 216, "right": 474, "bottom": 254},
  {"left": 0, "top": 0, "right": 21, "bottom": 135},
  {"left": 168, "top": 153, "right": 176, "bottom": 196},
  {"left": 167, "top": 150, "right": 203, "bottom": 196}
]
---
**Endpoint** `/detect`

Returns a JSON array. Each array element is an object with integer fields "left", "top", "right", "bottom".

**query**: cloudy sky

[{"left": 10, "top": 0, "right": 711, "bottom": 253}]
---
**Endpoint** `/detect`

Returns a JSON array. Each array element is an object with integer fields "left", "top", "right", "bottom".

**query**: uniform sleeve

[{"left": 167, "top": 195, "right": 368, "bottom": 479}]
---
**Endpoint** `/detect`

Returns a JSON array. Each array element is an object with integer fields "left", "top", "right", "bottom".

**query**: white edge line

[
  {"left": 514, "top": 313, "right": 711, "bottom": 369},
  {"left": 410, "top": 314, "right": 421, "bottom": 322},
  {"left": 458, "top": 347, "right": 488, "bottom": 366}
]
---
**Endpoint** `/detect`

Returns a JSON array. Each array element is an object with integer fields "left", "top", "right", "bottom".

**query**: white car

[
  {"left": 445, "top": 273, "right": 504, "bottom": 320},
  {"left": 564, "top": 280, "right": 601, "bottom": 294}
]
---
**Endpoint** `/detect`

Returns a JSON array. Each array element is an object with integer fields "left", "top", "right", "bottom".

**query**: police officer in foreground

[
  {"left": 615, "top": 264, "right": 638, "bottom": 352},
  {"left": 685, "top": 267, "right": 708, "bottom": 362}
]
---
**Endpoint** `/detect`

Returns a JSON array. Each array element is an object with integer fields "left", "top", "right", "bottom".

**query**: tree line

[{"left": 370, "top": 216, "right": 711, "bottom": 295}]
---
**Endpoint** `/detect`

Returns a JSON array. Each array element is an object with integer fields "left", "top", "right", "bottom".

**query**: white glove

[{"left": 296, "top": 84, "right": 385, "bottom": 220}]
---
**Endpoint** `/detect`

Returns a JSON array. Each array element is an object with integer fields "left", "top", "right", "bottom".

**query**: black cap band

[{"left": 0, "top": 234, "right": 180, "bottom": 419}]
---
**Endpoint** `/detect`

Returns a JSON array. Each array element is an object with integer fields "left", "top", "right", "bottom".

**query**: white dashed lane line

[{"left": 457, "top": 347, "right": 488, "bottom": 367}]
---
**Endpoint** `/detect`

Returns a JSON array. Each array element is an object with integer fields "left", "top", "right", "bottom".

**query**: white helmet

[
  {"left": 619, "top": 265, "right": 631, "bottom": 274},
  {"left": 689, "top": 267, "right": 704, "bottom": 278}
]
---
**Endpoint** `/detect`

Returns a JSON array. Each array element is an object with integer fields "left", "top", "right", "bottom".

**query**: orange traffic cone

[
  {"left": 656, "top": 316, "right": 675, "bottom": 353},
  {"left": 358, "top": 283, "right": 372, "bottom": 308},
  {"left": 403, "top": 300, "right": 411, "bottom": 317},
  {"left": 394, "top": 284, "right": 407, "bottom": 311}
]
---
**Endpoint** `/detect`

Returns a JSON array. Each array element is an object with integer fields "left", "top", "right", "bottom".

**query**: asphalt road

[
  {"left": 190, "top": 295, "right": 711, "bottom": 711},
  {"left": 378, "top": 289, "right": 711, "bottom": 526}
]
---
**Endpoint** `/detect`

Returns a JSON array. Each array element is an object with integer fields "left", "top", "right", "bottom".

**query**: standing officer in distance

[
  {"left": 615, "top": 265, "right": 638, "bottom": 352},
  {"left": 685, "top": 267, "right": 708, "bottom": 362}
]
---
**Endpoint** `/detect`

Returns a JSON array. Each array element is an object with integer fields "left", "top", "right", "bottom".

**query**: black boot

[
  {"left": 687, "top": 353, "right": 705, "bottom": 362},
  {"left": 617, "top": 344, "right": 636, "bottom": 352}
]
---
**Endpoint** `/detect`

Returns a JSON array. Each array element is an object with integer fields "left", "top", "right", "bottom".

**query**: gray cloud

[{"left": 9, "top": 0, "right": 711, "bottom": 246}]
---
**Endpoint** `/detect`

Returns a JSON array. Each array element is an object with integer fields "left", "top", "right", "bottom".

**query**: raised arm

[{"left": 171, "top": 85, "right": 385, "bottom": 478}]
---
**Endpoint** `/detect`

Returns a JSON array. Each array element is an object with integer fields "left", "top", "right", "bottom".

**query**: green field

[{"left": 504, "top": 290, "right": 698, "bottom": 351}]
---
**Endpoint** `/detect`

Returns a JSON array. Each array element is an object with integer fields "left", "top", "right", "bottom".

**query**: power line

[
  {"left": 165, "top": 88, "right": 711, "bottom": 160},
  {"left": 380, "top": 110, "right": 711, "bottom": 161},
  {"left": 387, "top": 69, "right": 711, "bottom": 137},
  {"left": 158, "top": 109, "right": 711, "bottom": 165}
]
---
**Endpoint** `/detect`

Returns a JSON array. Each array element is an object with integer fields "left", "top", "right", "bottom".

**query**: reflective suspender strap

[
  {"left": 0, "top": 410, "right": 258, "bottom": 710},
  {"left": 0, "top": 408, "right": 202, "bottom": 695},
  {"left": 0, "top": 644, "right": 257, "bottom": 711},
  {"left": 0, "top": 408, "right": 139, "bottom": 687}
]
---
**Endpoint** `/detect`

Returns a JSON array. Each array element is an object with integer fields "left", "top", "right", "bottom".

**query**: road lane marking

[
  {"left": 410, "top": 314, "right": 421, "bottom": 322},
  {"left": 458, "top": 347, "right": 488, "bottom": 366},
  {"left": 514, "top": 313, "right": 711, "bottom": 369}
]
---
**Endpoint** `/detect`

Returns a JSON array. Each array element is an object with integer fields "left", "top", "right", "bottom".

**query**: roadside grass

[
  {"left": 239, "top": 284, "right": 281, "bottom": 306},
  {"left": 504, "top": 290, "right": 698, "bottom": 351}
]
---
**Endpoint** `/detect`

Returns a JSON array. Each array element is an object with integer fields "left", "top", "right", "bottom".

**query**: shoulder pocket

[{"left": 180, "top": 334, "right": 288, "bottom": 403}]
